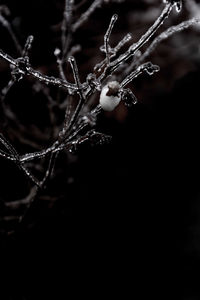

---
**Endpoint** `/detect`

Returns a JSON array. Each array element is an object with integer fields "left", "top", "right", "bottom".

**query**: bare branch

[
  {"left": 0, "top": 134, "right": 40, "bottom": 186},
  {"left": 104, "top": 14, "right": 118, "bottom": 64},
  {"left": 120, "top": 62, "right": 160, "bottom": 88},
  {"left": 72, "top": 0, "right": 104, "bottom": 32},
  {"left": 0, "top": 13, "right": 22, "bottom": 54},
  {"left": 127, "top": 17, "right": 200, "bottom": 73},
  {"left": 40, "top": 153, "right": 57, "bottom": 188},
  {"left": 54, "top": 47, "right": 67, "bottom": 80},
  {"left": 0, "top": 79, "right": 15, "bottom": 102},
  {"left": 22, "top": 35, "right": 34, "bottom": 57},
  {"left": 67, "top": 56, "right": 86, "bottom": 128},
  {"left": 0, "top": 48, "right": 78, "bottom": 91},
  {"left": 62, "top": 0, "right": 74, "bottom": 58},
  {"left": 100, "top": 1, "right": 175, "bottom": 80},
  {"left": 0, "top": 149, "right": 13, "bottom": 160},
  {"left": 94, "top": 33, "right": 132, "bottom": 73}
]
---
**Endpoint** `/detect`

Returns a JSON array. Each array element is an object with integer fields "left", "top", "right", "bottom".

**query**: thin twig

[
  {"left": 22, "top": 35, "right": 34, "bottom": 57},
  {"left": 72, "top": 0, "right": 104, "bottom": 32},
  {"left": 66, "top": 56, "right": 86, "bottom": 133},
  {"left": 104, "top": 14, "right": 118, "bottom": 64},
  {"left": 0, "top": 134, "right": 40, "bottom": 186},
  {"left": 120, "top": 62, "right": 160, "bottom": 88},
  {"left": 62, "top": 0, "right": 74, "bottom": 59},
  {"left": 94, "top": 33, "right": 132, "bottom": 72},
  {"left": 100, "top": 2, "right": 174, "bottom": 80},
  {"left": 0, "top": 13, "right": 22, "bottom": 54},
  {"left": 0, "top": 48, "right": 77, "bottom": 91},
  {"left": 125, "top": 17, "right": 200, "bottom": 74}
]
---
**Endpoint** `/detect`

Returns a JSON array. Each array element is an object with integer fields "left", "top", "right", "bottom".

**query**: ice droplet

[
  {"left": 145, "top": 63, "right": 160, "bottom": 76},
  {"left": 162, "top": 0, "right": 182, "bottom": 13},
  {"left": 54, "top": 48, "right": 61, "bottom": 56},
  {"left": 175, "top": 1, "right": 182, "bottom": 13}
]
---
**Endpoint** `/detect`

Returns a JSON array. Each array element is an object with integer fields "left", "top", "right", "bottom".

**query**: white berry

[{"left": 99, "top": 81, "right": 120, "bottom": 111}]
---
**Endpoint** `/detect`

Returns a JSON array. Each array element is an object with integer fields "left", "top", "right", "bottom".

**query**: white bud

[
  {"left": 54, "top": 48, "right": 61, "bottom": 56},
  {"left": 99, "top": 81, "right": 120, "bottom": 111}
]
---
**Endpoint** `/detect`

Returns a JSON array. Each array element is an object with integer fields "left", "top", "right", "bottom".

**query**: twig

[
  {"left": 0, "top": 13, "right": 22, "bottom": 54},
  {"left": 94, "top": 32, "right": 132, "bottom": 72},
  {"left": 22, "top": 35, "right": 34, "bottom": 58},
  {"left": 120, "top": 62, "right": 160, "bottom": 88},
  {"left": 72, "top": 0, "right": 104, "bottom": 32},
  {"left": 54, "top": 48, "right": 67, "bottom": 80},
  {"left": 125, "top": 17, "right": 200, "bottom": 74},
  {"left": 0, "top": 134, "right": 40, "bottom": 186},
  {"left": 0, "top": 79, "right": 15, "bottom": 102},
  {"left": 62, "top": 0, "right": 74, "bottom": 59},
  {"left": 0, "top": 48, "right": 77, "bottom": 91},
  {"left": 99, "top": 1, "right": 175, "bottom": 80},
  {"left": 66, "top": 56, "right": 86, "bottom": 133},
  {"left": 104, "top": 14, "right": 118, "bottom": 64}
]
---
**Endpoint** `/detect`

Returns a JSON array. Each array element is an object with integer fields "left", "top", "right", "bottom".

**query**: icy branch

[
  {"left": 22, "top": 35, "right": 34, "bottom": 57},
  {"left": 94, "top": 33, "right": 132, "bottom": 72},
  {"left": 0, "top": 48, "right": 78, "bottom": 91},
  {"left": 0, "top": 134, "right": 40, "bottom": 186},
  {"left": 101, "top": 1, "right": 175, "bottom": 78},
  {"left": 67, "top": 56, "right": 86, "bottom": 133},
  {"left": 62, "top": 0, "right": 74, "bottom": 58},
  {"left": 104, "top": 14, "right": 118, "bottom": 64},
  {"left": 0, "top": 12, "right": 22, "bottom": 54},
  {"left": 72, "top": 0, "right": 104, "bottom": 32},
  {"left": 135, "top": 18, "right": 200, "bottom": 67},
  {"left": 120, "top": 62, "right": 160, "bottom": 88}
]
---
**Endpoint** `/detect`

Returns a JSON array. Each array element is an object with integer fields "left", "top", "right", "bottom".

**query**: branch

[
  {"left": 99, "top": 1, "right": 175, "bottom": 80},
  {"left": 120, "top": 62, "right": 160, "bottom": 88},
  {"left": 62, "top": 0, "right": 74, "bottom": 59},
  {"left": 0, "top": 48, "right": 78, "bottom": 91},
  {"left": 127, "top": 17, "right": 200, "bottom": 73},
  {"left": 72, "top": 0, "right": 104, "bottom": 32},
  {"left": 94, "top": 32, "right": 132, "bottom": 72},
  {"left": 66, "top": 56, "right": 86, "bottom": 133},
  {"left": 104, "top": 14, "right": 118, "bottom": 64},
  {"left": 0, "top": 12, "right": 22, "bottom": 54},
  {"left": 22, "top": 35, "right": 34, "bottom": 57},
  {"left": 0, "top": 134, "right": 40, "bottom": 186}
]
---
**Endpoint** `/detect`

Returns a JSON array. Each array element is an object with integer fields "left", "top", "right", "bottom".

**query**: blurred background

[{"left": 1, "top": 0, "right": 200, "bottom": 299}]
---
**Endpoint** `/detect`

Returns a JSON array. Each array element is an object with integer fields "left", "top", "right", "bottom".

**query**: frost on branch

[{"left": 0, "top": 0, "right": 199, "bottom": 234}]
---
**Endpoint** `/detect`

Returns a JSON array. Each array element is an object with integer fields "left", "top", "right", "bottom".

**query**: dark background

[{"left": 1, "top": 0, "right": 200, "bottom": 299}]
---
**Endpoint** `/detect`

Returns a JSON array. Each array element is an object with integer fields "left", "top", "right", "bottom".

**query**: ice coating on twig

[
  {"left": 163, "top": 0, "right": 182, "bottom": 13},
  {"left": 95, "top": 32, "right": 132, "bottom": 72},
  {"left": 126, "top": 18, "right": 200, "bottom": 73},
  {"left": 72, "top": 0, "right": 104, "bottom": 32},
  {"left": 103, "top": 1, "right": 174, "bottom": 77},
  {"left": 62, "top": 0, "right": 74, "bottom": 59},
  {"left": 0, "top": 10, "right": 22, "bottom": 54},
  {"left": 120, "top": 62, "right": 160, "bottom": 88},
  {"left": 22, "top": 35, "right": 34, "bottom": 57},
  {"left": 104, "top": 14, "right": 118, "bottom": 64}
]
